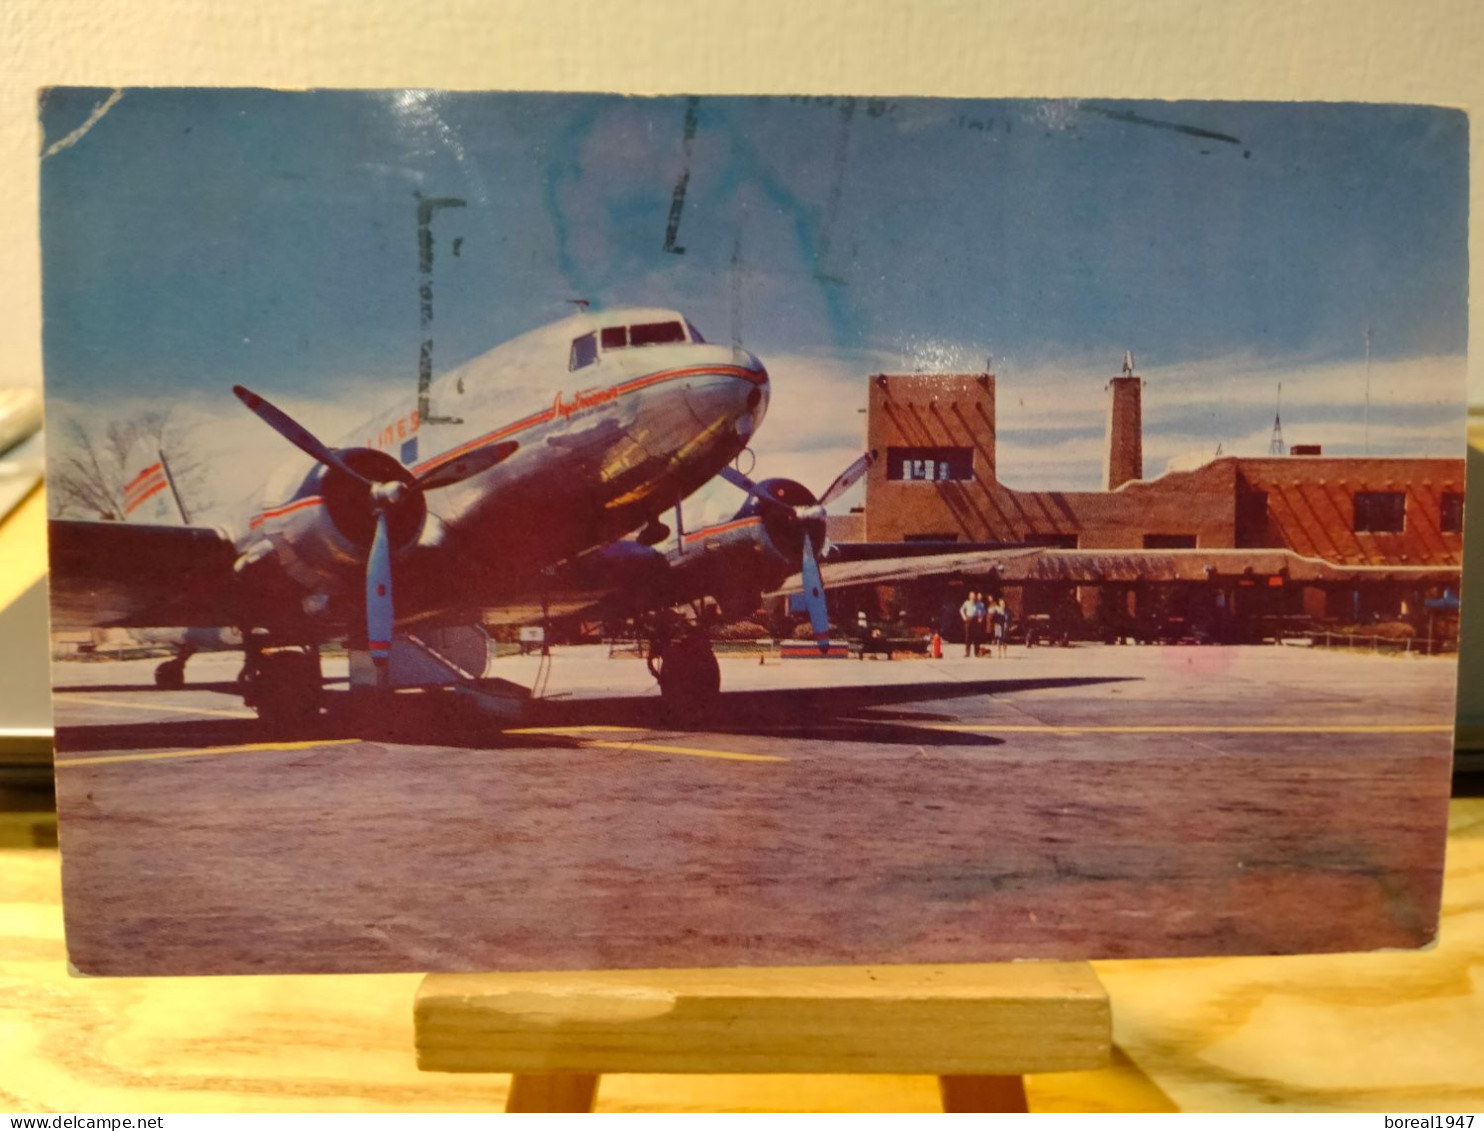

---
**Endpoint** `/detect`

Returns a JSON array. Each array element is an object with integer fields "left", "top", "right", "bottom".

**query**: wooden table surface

[
  {"left": 2, "top": 801, "right": 1479, "bottom": 1113},
  {"left": 5, "top": 487, "right": 1484, "bottom": 1112}
]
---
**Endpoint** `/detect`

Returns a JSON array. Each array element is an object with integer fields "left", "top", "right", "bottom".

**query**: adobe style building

[{"left": 851, "top": 356, "right": 1463, "bottom": 638}]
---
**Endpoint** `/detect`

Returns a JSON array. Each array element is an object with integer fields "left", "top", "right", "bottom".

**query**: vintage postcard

[{"left": 42, "top": 91, "right": 1465, "bottom": 974}]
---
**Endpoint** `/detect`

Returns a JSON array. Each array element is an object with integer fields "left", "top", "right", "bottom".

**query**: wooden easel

[{"left": 414, "top": 962, "right": 1110, "bottom": 1113}]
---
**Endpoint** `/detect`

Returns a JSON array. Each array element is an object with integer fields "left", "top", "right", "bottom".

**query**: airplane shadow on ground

[
  {"left": 528, "top": 675, "right": 1137, "bottom": 746},
  {"left": 51, "top": 675, "right": 1138, "bottom": 754}
]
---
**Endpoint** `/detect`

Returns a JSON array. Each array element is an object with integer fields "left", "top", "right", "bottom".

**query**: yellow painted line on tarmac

[
  {"left": 511, "top": 725, "right": 783, "bottom": 763},
  {"left": 912, "top": 723, "right": 1453, "bottom": 735},
  {"left": 581, "top": 739, "right": 786, "bottom": 764},
  {"left": 52, "top": 694, "right": 255, "bottom": 721},
  {"left": 56, "top": 738, "right": 363, "bottom": 768},
  {"left": 507, "top": 725, "right": 647, "bottom": 735}
]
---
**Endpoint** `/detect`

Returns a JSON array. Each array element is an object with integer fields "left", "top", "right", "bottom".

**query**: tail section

[{"left": 121, "top": 445, "right": 189, "bottom": 524}]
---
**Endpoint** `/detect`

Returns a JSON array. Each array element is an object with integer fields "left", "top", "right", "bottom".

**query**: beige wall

[
  {"left": 5, "top": 0, "right": 1483, "bottom": 715},
  {"left": 3, "top": 0, "right": 1482, "bottom": 393}
]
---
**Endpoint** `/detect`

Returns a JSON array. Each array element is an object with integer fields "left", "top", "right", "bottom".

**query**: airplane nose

[
  {"left": 681, "top": 355, "right": 769, "bottom": 440},
  {"left": 732, "top": 349, "right": 769, "bottom": 435}
]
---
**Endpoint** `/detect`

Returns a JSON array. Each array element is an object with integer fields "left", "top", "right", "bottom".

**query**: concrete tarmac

[{"left": 50, "top": 643, "right": 1457, "bottom": 975}]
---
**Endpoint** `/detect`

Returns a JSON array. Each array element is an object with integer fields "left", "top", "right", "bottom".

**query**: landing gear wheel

[
  {"left": 655, "top": 631, "right": 721, "bottom": 721},
  {"left": 245, "top": 649, "right": 323, "bottom": 729},
  {"left": 154, "top": 658, "right": 186, "bottom": 690}
]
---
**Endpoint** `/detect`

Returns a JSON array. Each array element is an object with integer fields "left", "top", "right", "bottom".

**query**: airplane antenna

[
  {"left": 158, "top": 447, "right": 191, "bottom": 524},
  {"left": 674, "top": 501, "right": 686, "bottom": 556},
  {"left": 567, "top": 298, "right": 591, "bottom": 311},
  {"left": 1268, "top": 382, "right": 1285, "bottom": 456},
  {"left": 415, "top": 191, "right": 467, "bottom": 426}
]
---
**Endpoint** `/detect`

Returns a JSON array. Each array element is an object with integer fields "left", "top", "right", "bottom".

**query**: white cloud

[
  {"left": 46, "top": 342, "right": 1468, "bottom": 530},
  {"left": 991, "top": 350, "right": 1464, "bottom": 433}
]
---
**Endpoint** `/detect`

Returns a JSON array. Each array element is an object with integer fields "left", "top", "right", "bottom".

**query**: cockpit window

[
  {"left": 570, "top": 332, "right": 597, "bottom": 370},
  {"left": 685, "top": 320, "right": 705, "bottom": 344},
  {"left": 600, "top": 326, "right": 627, "bottom": 350},
  {"left": 628, "top": 321, "right": 686, "bottom": 347}
]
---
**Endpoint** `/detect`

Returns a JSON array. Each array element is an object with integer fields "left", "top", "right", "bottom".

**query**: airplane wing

[
  {"left": 769, "top": 545, "right": 1461, "bottom": 595},
  {"left": 433, "top": 539, "right": 675, "bottom": 632},
  {"left": 48, "top": 519, "right": 240, "bottom": 629}
]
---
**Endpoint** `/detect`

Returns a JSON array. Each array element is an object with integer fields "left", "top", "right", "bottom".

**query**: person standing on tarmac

[
  {"left": 992, "top": 595, "right": 1010, "bottom": 658},
  {"left": 960, "top": 591, "right": 981, "bottom": 658}
]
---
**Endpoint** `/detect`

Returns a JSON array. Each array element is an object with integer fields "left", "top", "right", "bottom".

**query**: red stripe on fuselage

[
  {"left": 248, "top": 362, "right": 767, "bottom": 528},
  {"left": 409, "top": 406, "right": 558, "bottom": 478},
  {"left": 683, "top": 515, "right": 763, "bottom": 544},
  {"left": 249, "top": 495, "right": 325, "bottom": 529},
  {"left": 409, "top": 363, "right": 767, "bottom": 480}
]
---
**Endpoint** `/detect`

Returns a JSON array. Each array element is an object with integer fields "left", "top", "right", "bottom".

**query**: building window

[
  {"left": 1441, "top": 492, "right": 1464, "bottom": 534},
  {"left": 886, "top": 447, "right": 974, "bottom": 482},
  {"left": 1353, "top": 491, "right": 1406, "bottom": 533},
  {"left": 1143, "top": 534, "right": 1197, "bottom": 549}
]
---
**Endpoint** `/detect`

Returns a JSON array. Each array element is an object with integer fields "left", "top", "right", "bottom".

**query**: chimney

[{"left": 1104, "top": 350, "right": 1143, "bottom": 490}]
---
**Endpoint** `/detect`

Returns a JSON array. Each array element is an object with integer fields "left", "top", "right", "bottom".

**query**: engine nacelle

[
  {"left": 253, "top": 448, "right": 428, "bottom": 609},
  {"left": 664, "top": 478, "right": 817, "bottom": 615}
]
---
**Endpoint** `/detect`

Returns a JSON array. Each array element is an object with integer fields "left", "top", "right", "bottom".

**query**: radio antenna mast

[
  {"left": 1268, "top": 383, "right": 1285, "bottom": 456},
  {"left": 1364, "top": 324, "right": 1373, "bottom": 455}
]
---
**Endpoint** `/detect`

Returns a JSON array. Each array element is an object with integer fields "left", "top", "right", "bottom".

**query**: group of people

[{"left": 959, "top": 591, "right": 1010, "bottom": 658}]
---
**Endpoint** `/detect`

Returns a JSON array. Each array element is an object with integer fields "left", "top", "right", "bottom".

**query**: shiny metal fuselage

[{"left": 238, "top": 309, "right": 769, "bottom": 632}]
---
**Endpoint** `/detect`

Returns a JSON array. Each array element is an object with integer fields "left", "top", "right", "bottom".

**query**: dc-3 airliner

[{"left": 50, "top": 307, "right": 874, "bottom": 725}]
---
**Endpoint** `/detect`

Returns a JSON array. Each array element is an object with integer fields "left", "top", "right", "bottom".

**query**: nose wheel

[
  {"left": 649, "top": 628, "right": 721, "bottom": 717},
  {"left": 239, "top": 645, "right": 324, "bottom": 729}
]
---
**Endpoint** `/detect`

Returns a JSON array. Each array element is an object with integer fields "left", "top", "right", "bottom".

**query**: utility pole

[{"left": 416, "top": 191, "right": 467, "bottom": 425}]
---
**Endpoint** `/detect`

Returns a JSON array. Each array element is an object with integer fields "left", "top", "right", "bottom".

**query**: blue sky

[{"left": 40, "top": 90, "right": 1468, "bottom": 514}]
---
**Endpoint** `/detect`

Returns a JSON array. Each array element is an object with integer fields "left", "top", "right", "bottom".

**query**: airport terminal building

[{"left": 833, "top": 359, "right": 1463, "bottom": 642}]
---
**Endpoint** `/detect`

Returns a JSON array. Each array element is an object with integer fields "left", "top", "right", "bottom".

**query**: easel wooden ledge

[{"left": 415, "top": 961, "right": 1110, "bottom": 1112}]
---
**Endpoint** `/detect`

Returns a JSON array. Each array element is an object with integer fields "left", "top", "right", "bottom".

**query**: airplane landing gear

[
  {"left": 649, "top": 628, "right": 721, "bottom": 717},
  {"left": 240, "top": 644, "right": 324, "bottom": 728}
]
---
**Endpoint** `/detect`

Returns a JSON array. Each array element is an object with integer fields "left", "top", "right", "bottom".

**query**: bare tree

[{"left": 50, "top": 410, "right": 212, "bottom": 521}]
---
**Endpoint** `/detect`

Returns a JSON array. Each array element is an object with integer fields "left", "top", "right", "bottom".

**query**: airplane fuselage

[{"left": 236, "top": 308, "right": 769, "bottom": 634}]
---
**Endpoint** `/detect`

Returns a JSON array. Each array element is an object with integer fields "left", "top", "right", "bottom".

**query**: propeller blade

[
  {"left": 234, "top": 385, "right": 373, "bottom": 486},
  {"left": 416, "top": 440, "right": 519, "bottom": 491},
  {"left": 717, "top": 464, "right": 759, "bottom": 495},
  {"left": 366, "top": 508, "right": 394, "bottom": 663},
  {"left": 819, "top": 450, "right": 877, "bottom": 506},
  {"left": 799, "top": 529, "right": 831, "bottom": 653},
  {"left": 718, "top": 464, "right": 795, "bottom": 519}
]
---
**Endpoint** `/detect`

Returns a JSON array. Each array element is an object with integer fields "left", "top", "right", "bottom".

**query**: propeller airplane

[{"left": 49, "top": 305, "right": 861, "bottom": 725}]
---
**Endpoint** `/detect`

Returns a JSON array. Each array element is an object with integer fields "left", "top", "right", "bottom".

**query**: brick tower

[{"left": 1104, "top": 350, "right": 1144, "bottom": 490}]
